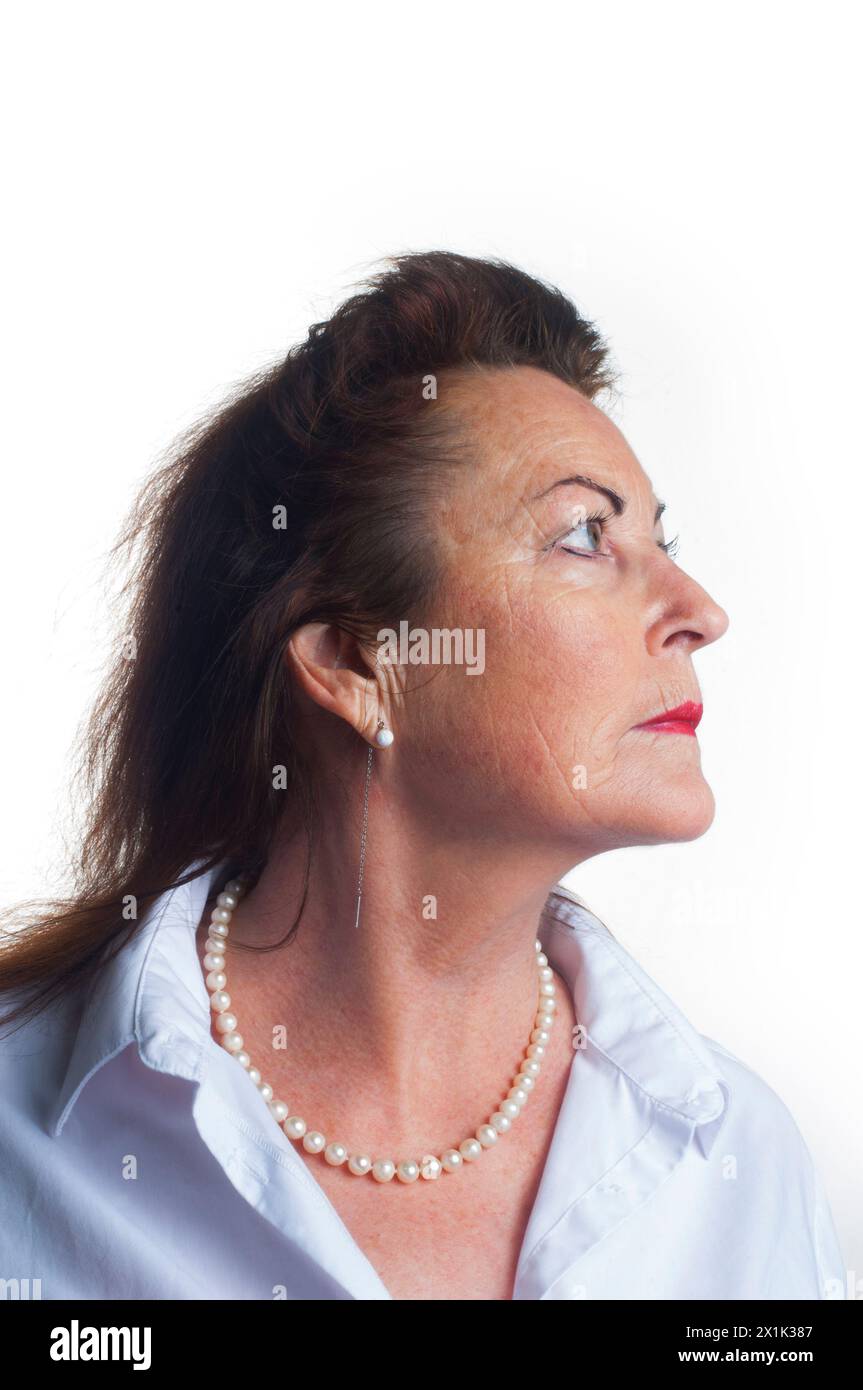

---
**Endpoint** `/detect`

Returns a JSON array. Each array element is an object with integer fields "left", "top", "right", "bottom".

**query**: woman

[{"left": 0, "top": 251, "right": 845, "bottom": 1301}]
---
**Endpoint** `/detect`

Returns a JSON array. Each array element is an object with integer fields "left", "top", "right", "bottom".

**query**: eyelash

[{"left": 555, "top": 508, "right": 681, "bottom": 560}]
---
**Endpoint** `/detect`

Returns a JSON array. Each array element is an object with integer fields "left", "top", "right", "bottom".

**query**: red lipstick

[{"left": 633, "top": 700, "right": 703, "bottom": 736}]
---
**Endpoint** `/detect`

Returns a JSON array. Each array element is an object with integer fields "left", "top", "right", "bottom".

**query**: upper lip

[{"left": 634, "top": 700, "right": 703, "bottom": 728}]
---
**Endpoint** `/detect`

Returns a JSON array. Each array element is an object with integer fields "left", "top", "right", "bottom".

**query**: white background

[{"left": 1, "top": 2, "right": 860, "bottom": 1277}]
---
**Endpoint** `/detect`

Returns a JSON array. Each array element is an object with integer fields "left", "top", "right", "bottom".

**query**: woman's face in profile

[{"left": 401, "top": 364, "right": 730, "bottom": 854}]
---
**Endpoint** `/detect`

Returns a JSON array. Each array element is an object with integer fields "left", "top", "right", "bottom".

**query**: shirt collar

[
  {"left": 537, "top": 885, "right": 731, "bottom": 1157},
  {"left": 48, "top": 859, "right": 219, "bottom": 1138},
  {"left": 48, "top": 867, "right": 730, "bottom": 1156}
]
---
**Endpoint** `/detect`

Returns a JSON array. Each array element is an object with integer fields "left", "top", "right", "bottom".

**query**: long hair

[{"left": 0, "top": 249, "right": 615, "bottom": 1036}]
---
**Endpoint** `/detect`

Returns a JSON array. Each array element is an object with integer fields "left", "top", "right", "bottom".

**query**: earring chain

[{"left": 354, "top": 741, "right": 374, "bottom": 929}]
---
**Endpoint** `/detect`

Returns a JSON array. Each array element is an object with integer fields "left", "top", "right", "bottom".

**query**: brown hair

[{"left": 0, "top": 249, "right": 615, "bottom": 1036}]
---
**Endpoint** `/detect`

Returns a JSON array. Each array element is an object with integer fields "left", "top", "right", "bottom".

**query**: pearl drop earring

[{"left": 374, "top": 719, "right": 394, "bottom": 748}]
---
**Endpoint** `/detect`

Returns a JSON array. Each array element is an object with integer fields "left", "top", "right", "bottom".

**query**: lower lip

[{"left": 633, "top": 720, "right": 698, "bottom": 736}]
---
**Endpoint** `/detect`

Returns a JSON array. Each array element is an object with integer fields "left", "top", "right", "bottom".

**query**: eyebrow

[{"left": 530, "top": 472, "right": 666, "bottom": 525}]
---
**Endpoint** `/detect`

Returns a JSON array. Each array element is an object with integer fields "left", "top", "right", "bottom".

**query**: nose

[{"left": 644, "top": 565, "right": 730, "bottom": 655}]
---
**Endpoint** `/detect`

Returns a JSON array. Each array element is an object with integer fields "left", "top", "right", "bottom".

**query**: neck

[{"left": 213, "top": 772, "right": 583, "bottom": 1141}]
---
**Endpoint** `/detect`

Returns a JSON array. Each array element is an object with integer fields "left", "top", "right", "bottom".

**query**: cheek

[
  {"left": 420, "top": 586, "right": 639, "bottom": 792},
  {"left": 512, "top": 590, "right": 639, "bottom": 764}
]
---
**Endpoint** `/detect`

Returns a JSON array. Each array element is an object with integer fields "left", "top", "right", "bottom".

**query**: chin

[
  {"left": 566, "top": 776, "right": 716, "bottom": 850},
  {"left": 626, "top": 781, "right": 717, "bottom": 846}
]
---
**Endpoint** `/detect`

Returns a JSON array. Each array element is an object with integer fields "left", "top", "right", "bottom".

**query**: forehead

[{"left": 438, "top": 364, "right": 655, "bottom": 522}]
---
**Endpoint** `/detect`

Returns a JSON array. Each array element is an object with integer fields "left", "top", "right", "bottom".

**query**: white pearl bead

[
  {"left": 374, "top": 727, "right": 394, "bottom": 747},
  {"left": 520, "top": 1058, "right": 541, "bottom": 1078},
  {"left": 459, "top": 1138, "right": 482, "bottom": 1162},
  {"left": 211, "top": 907, "right": 232, "bottom": 925},
  {"left": 441, "top": 1149, "right": 463, "bottom": 1173},
  {"left": 203, "top": 951, "right": 225, "bottom": 972},
  {"left": 210, "top": 990, "right": 231, "bottom": 1012},
  {"left": 269, "top": 1100, "right": 289, "bottom": 1123},
  {"left": 222, "top": 1031, "right": 244, "bottom": 1053},
  {"left": 477, "top": 1124, "right": 498, "bottom": 1148},
  {"left": 515, "top": 1073, "right": 535, "bottom": 1092},
  {"left": 539, "top": 981, "right": 555, "bottom": 998},
  {"left": 527, "top": 1042, "right": 546, "bottom": 1059},
  {"left": 235, "top": 1051, "right": 251, "bottom": 1069},
  {"left": 508, "top": 1084, "right": 529, "bottom": 1104},
  {"left": 325, "top": 1143, "right": 348, "bottom": 1166},
  {"left": 302, "top": 1131, "right": 326, "bottom": 1154},
  {"left": 205, "top": 937, "right": 226, "bottom": 955},
  {"left": 209, "top": 919, "right": 230, "bottom": 937},
  {"left": 420, "top": 1154, "right": 442, "bottom": 1180},
  {"left": 284, "top": 1116, "right": 306, "bottom": 1139},
  {"left": 205, "top": 970, "right": 227, "bottom": 992},
  {"left": 217, "top": 892, "right": 239, "bottom": 910},
  {"left": 397, "top": 1160, "right": 420, "bottom": 1183},
  {"left": 348, "top": 1154, "right": 372, "bottom": 1176},
  {"left": 259, "top": 1082, "right": 273, "bottom": 1103},
  {"left": 531, "top": 1026, "right": 551, "bottom": 1044},
  {"left": 501, "top": 1099, "right": 521, "bottom": 1119},
  {"left": 540, "top": 995, "right": 557, "bottom": 1011},
  {"left": 215, "top": 1012, "right": 238, "bottom": 1034},
  {"left": 490, "top": 1111, "right": 511, "bottom": 1133},
  {"left": 536, "top": 1012, "right": 554, "bottom": 1029},
  {"left": 540, "top": 965, "right": 553, "bottom": 980},
  {"left": 224, "top": 879, "right": 245, "bottom": 896},
  {"left": 536, "top": 952, "right": 548, "bottom": 967},
  {"left": 248, "top": 1067, "right": 261, "bottom": 1085},
  {"left": 372, "top": 1159, "right": 396, "bottom": 1182}
]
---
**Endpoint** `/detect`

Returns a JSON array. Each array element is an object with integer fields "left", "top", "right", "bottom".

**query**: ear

[{"left": 286, "top": 622, "right": 386, "bottom": 743}]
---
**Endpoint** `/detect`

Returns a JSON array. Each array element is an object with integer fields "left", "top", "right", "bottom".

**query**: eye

[
  {"left": 555, "top": 507, "right": 613, "bottom": 558},
  {"left": 551, "top": 509, "right": 682, "bottom": 561},
  {"left": 658, "top": 534, "right": 680, "bottom": 559}
]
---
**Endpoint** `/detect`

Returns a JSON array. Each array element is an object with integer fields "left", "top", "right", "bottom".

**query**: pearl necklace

[{"left": 200, "top": 875, "right": 558, "bottom": 1183}]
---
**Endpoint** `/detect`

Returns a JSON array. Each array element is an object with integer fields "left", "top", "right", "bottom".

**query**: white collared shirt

[{"left": 0, "top": 862, "right": 847, "bottom": 1300}]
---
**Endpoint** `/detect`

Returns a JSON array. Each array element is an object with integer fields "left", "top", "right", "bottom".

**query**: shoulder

[
  {"left": 702, "top": 1033, "right": 802, "bottom": 1121},
  {"left": 0, "top": 988, "right": 81, "bottom": 1137},
  {"left": 700, "top": 1031, "right": 818, "bottom": 1166},
  {"left": 698, "top": 1031, "right": 846, "bottom": 1293}
]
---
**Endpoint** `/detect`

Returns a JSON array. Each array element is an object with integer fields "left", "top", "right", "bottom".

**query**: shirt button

[{"left": 688, "top": 1090, "right": 719, "bottom": 1117}]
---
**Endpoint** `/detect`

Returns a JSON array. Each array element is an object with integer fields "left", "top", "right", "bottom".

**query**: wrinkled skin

[
  {"left": 293, "top": 363, "right": 729, "bottom": 862},
  {"left": 208, "top": 364, "right": 729, "bottom": 1214}
]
